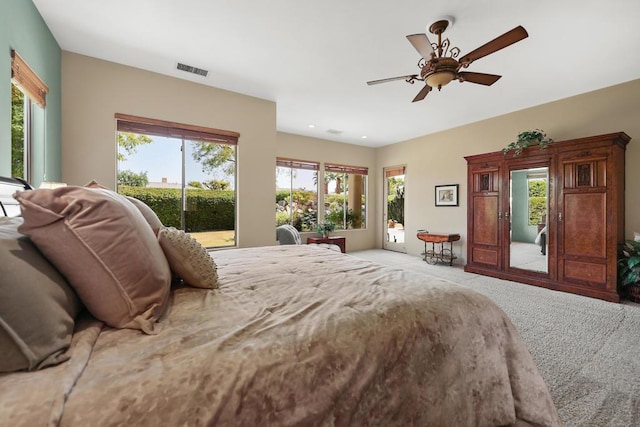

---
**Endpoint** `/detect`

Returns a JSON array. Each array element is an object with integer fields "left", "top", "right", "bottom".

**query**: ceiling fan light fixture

[
  {"left": 425, "top": 70, "right": 455, "bottom": 90},
  {"left": 369, "top": 21, "right": 528, "bottom": 101}
]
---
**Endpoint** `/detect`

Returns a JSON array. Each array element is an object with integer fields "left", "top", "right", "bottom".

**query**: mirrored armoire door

[{"left": 507, "top": 166, "right": 549, "bottom": 275}]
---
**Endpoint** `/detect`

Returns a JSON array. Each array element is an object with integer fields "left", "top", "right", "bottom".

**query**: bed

[{"left": 0, "top": 184, "right": 561, "bottom": 426}]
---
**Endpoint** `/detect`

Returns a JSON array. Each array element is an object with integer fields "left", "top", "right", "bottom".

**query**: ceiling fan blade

[
  {"left": 457, "top": 72, "right": 502, "bottom": 86},
  {"left": 412, "top": 84, "right": 432, "bottom": 102},
  {"left": 459, "top": 26, "right": 528, "bottom": 66},
  {"left": 367, "top": 74, "right": 418, "bottom": 86},
  {"left": 406, "top": 33, "right": 435, "bottom": 59}
]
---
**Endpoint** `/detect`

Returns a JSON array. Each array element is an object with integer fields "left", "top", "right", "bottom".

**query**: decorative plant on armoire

[
  {"left": 618, "top": 239, "right": 640, "bottom": 302},
  {"left": 502, "top": 129, "right": 554, "bottom": 157}
]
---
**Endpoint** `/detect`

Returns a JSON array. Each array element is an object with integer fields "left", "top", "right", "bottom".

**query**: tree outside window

[{"left": 11, "top": 84, "right": 28, "bottom": 179}]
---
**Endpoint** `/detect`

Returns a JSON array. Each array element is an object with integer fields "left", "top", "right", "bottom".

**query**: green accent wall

[
  {"left": 510, "top": 170, "right": 539, "bottom": 243},
  {"left": 0, "top": 0, "right": 61, "bottom": 186}
]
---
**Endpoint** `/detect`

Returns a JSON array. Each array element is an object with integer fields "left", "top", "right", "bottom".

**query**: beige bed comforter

[{"left": 0, "top": 245, "right": 560, "bottom": 426}]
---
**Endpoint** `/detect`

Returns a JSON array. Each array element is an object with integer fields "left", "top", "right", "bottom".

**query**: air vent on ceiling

[
  {"left": 177, "top": 63, "right": 208, "bottom": 77},
  {"left": 326, "top": 129, "right": 343, "bottom": 135}
]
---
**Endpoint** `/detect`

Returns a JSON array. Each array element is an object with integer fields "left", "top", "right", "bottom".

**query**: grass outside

[{"left": 191, "top": 230, "right": 235, "bottom": 248}]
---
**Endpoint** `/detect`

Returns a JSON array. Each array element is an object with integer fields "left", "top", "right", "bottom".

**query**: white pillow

[{"left": 157, "top": 227, "right": 218, "bottom": 289}]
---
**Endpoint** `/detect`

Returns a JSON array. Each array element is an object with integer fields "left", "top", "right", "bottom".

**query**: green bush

[
  {"left": 275, "top": 211, "right": 290, "bottom": 226},
  {"left": 325, "top": 208, "right": 364, "bottom": 230},
  {"left": 325, "top": 209, "right": 345, "bottom": 227},
  {"left": 529, "top": 197, "right": 546, "bottom": 225},
  {"left": 387, "top": 186, "right": 404, "bottom": 225},
  {"left": 324, "top": 194, "right": 344, "bottom": 206},
  {"left": 529, "top": 180, "right": 547, "bottom": 197},
  {"left": 118, "top": 170, "right": 148, "bottom": 187},
  {"left": 275, "top": 189, "right": 316, "bottom": 205},
  {"left": 118, "top": 186, "right": 235, "bottom": 231}
]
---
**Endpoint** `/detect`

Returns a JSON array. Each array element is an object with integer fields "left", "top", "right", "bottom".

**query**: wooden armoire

[{"left": 464, "top": 132, "right": 630, "bottom": 302}]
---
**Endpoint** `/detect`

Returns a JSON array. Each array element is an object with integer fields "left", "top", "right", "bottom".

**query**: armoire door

[
  {"left": 557, "top": 149, "right": 614, "bottom": 294},
  {"left": 467, "top": 163, "right": 502, "bottom": 270}
]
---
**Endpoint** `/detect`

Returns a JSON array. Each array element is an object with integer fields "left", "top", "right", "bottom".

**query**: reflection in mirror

[{"left": 509, "top": 167, "right": 548, "bottom": 273}]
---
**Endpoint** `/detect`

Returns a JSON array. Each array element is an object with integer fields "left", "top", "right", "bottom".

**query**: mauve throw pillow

[
  {"left": 15, "top": 187, "right": 171, "bottom": 334},
  {"left": 0, "top": 216, "right": 81, "bottom": 372}
]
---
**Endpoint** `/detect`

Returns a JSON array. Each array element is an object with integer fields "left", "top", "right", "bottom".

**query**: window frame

[
  {"left": 11, "top": 50, "right": 47, "bottom": 182},
  {"left": 276, "top": 157, "right": 319, "bottom": 231},
  {"left": 115, "top": 114, "right": 239, "bottom": 248},
  {"left": 11, "top": 84, "right": 32, "bottom": 181},
  {"left": 323, "top": 162, "right": 368, "bottom": 231},
  {"left": 11, "top": 50, "right": 48, "bottom": 108}
]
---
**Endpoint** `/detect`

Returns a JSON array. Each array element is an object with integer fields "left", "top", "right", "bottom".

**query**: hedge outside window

[
  {"left": 276, "top": 158, "right": 319, "bottom": 232},
  {"left": 527, "top": 173, "right": 547, "bottom": 226},
  {"left": 323, "top": 163, "right": 367, "bottom": 230}
]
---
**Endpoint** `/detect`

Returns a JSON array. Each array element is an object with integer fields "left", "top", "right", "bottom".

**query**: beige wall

[
  {"left": 276, "top": 132, "right": 377, "bottom": 252},
  {"left": 61, "top": 52, "right": 277, "bottom": 248},
  {"left": 376, "top": 79, "right": 640, "bottom": 262}
]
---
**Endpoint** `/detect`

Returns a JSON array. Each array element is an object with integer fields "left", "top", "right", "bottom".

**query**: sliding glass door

[{"left": 116, "top": 117, "right": 237, "bottom": 248}]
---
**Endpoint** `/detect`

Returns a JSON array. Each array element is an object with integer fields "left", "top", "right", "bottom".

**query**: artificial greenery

[
  {"left": 502, "top": 129, "right": 554, "bottom": 157},
  {"left": 618, "top": 240, "right": 640, "bottom": 288}
]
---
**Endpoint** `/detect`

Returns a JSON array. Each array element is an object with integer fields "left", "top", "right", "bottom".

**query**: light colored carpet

[{"left": 351, "top": 249, "right": 640, "bottom": 427}]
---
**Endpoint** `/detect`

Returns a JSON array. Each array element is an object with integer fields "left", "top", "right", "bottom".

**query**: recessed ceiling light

[
  {"left": 308, "top": 124, "right": 316, "bottom": 128},
  {"left": 361, "top": 135, "right": 368, "bottom": 139}
]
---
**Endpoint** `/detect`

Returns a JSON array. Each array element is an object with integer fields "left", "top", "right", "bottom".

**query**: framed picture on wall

[{"left": 435, "top": 184, "right": 459, "bottom": 207}]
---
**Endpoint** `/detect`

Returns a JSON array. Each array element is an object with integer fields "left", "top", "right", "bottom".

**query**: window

[
  {"left": 11, "top": 50, "right": 48, "bottom": 181},
  {"left": 323, "top": 163, "right": 367, "bottom": 230},
  {"left": 11, "top": 84, "right": 30, "bottom": 180},
  {"left": 276, "top": 158, "right": 318, "bottom": 231},
  {"left": 115, "top": 114, "right": 239, "bottom": 248}
]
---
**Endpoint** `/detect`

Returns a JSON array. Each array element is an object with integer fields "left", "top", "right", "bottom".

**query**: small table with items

[
  {"left": 307, "top": 235, "right": 346, "bottom": 253},
  {"left": 416, "top": 231, "right": 461, "bottom": 266}
]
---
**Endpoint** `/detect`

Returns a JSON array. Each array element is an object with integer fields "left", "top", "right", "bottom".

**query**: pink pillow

[{"left": 15, "top": 187, "right": 171, "bottom": 333}]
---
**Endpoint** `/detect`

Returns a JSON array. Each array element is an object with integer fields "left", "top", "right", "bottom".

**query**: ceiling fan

[{"left": 367, "top": 19, "right": 528, "bottom": 102}]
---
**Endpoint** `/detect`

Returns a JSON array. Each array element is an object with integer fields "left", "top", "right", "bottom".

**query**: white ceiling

[{"left": 33, "top": 0, "right": 640, "bottom": 148}]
